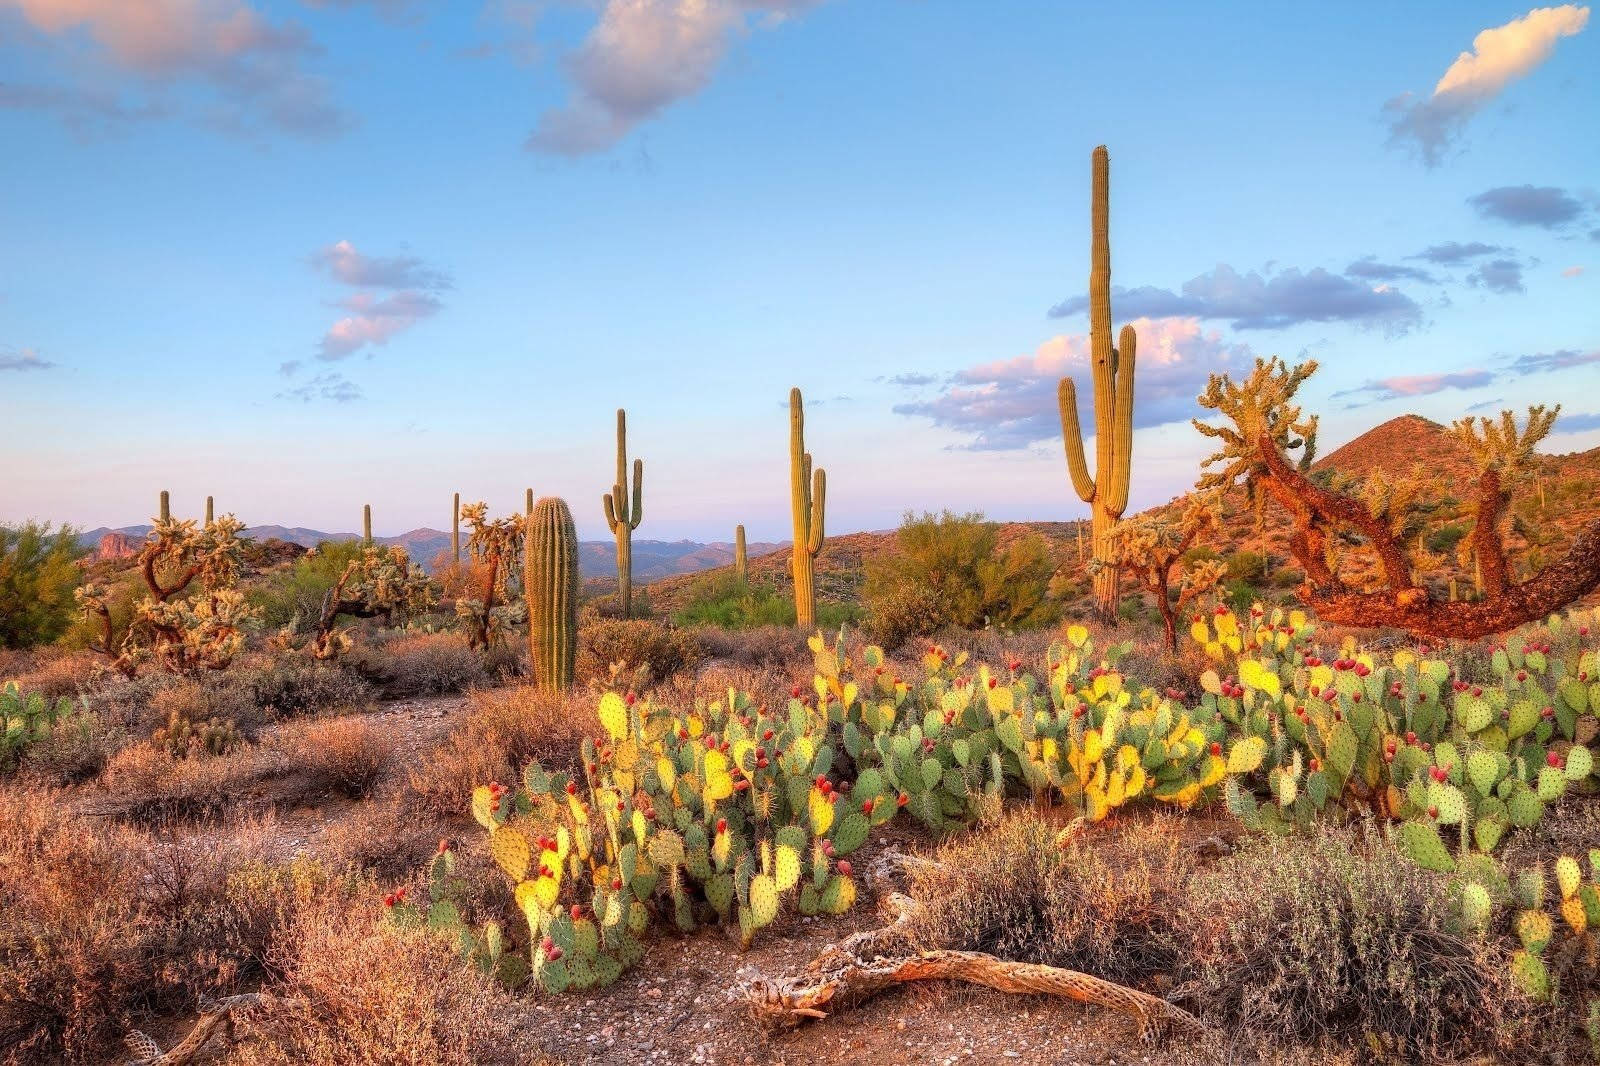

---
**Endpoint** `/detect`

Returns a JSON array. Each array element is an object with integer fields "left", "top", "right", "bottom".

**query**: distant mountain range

[{"left": 77, "top": 525, "right": 786, "bottom": 583}]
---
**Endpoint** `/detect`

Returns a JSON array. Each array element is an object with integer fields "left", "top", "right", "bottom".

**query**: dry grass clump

[
  {"left": 348, "top": 631, "right": 488, "bottom": 698},
  {"left": 232, "top": 895, "right": 541, "bottom": 1066},
  {"left": 318, "top": 795, "right": 448, "bottom": 879},
  {"left": 692, "top": 623, "right": 812, "bottom": 670},
  {"left": 576, "top": 618, "right": 703, "bottom": 686},
  {"left": 97, "top": 741, "right": 292, "bottom": 822},
  {"left": 3, "top": 649, "right": 96, "bottom": 698},
  {"left": 16, "top": 707, "right": 125, "bottom": 784},
  {"left": 241, "top": 658, "right": 375, "bottom": 719},
  {"left": 0, "top": 789, "right": 316, "bottom": 1065},
  {"left": 149, "top": 674, "right": 270, "bottom": 735},
  {"left": 283, "top": 715, "right": 397, "bottom": 798},
  {"left": 1184, "top": 832, "right": 1514, "bottom": 1059},
  {"left": 408, "top": 685, "right": 595, "bottom": 818}
]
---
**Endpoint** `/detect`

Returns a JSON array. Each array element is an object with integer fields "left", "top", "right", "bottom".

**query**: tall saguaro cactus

[
  {"left": 204, "top": 496, "right": 214, "bottom": 527},
  {"left": 526, "top": 496, "right": 578, "bottom": 693},
  {"left": 363, "top": 504, "right": 373, "bottom": 546},
  {"left": 603, "top": 409, "right": 645, "bottom": 618},
  {"left": 526, "top": 488, "right": 534, "bottom": 515},
  {"left": 452, "top": 492, "right": 461, "bottom": 564},
  {"left": 1058, "top": 145, "right": 1136, "bottom": 623},
  {"left": 159, "top": 491, "right": 171, "bottom": 523},
  {"left": 734, "top": 524, "right": 748, "bottom": 585},
  {"left": 789, "top": 388, "right": 827, "bottom": 629}
]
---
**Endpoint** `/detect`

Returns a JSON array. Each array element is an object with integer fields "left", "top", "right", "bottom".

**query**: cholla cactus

[
  {"left": 76, "top": 514, "right": 258, "bottom": 675},
  {"left": 1194, "top": 358, "right": 1600, "bottom": 639},
  {"left": 1104, "top": 494, "right": 1225, "bottom": 652},
  {"left": 455, "top": 501, "right": 526, "bottom": 651},
  {"left": 300, "top": 544, "right": 435, "bottom": 659}
]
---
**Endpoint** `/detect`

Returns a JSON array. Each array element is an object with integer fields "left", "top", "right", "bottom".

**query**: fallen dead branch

[
  {"left": 737, "top": 893, "right": 1206, "bottom": 1041},
  {"left": 123, "top": 992, "right": 269, "bottom": 1065}
]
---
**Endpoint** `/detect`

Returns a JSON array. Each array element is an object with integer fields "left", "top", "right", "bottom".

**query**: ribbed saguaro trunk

[
  {"left": 789, "top": 388, "right": 827, "bottom": 630},
  {"left": 205, "top": 496, "right": 214, "bottom": 527},
  {"left": 363, "top": 504, "right": 373, "bottom": 546},
  {"left": 526, "top": 488, "right": 534, "bottom": 515},
  {"left": 734, "top": 524, "right": 748, "bottom": 584},
  {"left": 603, "top": 409, "right": 644, "bottom": 618},
  {"left": 1058, "top": 146, "right": 1136, "bottom": 623},
  {"left": 159, "top": 490, "right": 171, "bottom": 523},
  {"left": 452, "top": 492, "right": 461, "bottom": 564},
  {"left": 526, "top": 497, "right": 578, "bottom": 693}
]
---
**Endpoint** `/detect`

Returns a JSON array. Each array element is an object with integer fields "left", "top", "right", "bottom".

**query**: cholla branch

[
  {"left": 1194, "top": 358, "right": 1600, "bottom": 638},
  {"left": 1104, "top": 494, "right": 1225, "bottom": 651},
  {"left": 455, "top": 501, "right": 526, "bottom": 651}
]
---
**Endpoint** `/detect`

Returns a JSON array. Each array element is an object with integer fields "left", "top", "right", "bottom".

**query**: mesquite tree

[{"left": 1193, "top": 357, "right": 1600, "bottom": 638}]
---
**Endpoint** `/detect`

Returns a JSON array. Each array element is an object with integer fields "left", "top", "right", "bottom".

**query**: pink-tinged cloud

[
  {"left": 894, "top": 317, "right": 1250, "bottom": 450},
  {"left": 1334, "top": 369, "right": 1495, "bottom": 405},
  {"left": 310, "top": 239, "right": 451, "bottom": 290},
  {"left": 528, "top": 0, "right": 824, "bottom": 155},
  {"left": 1386, "top": 4, "right": 1589, "bottom": 165},
  {"left": 1, "top": 0, "right": 346, "bottom": 135},
  {"left": 1562, "top": 266, "right": 1585, "bottom": 277},
  {"left": 318, "top": 290, "right": 442, "bottom": 360}
]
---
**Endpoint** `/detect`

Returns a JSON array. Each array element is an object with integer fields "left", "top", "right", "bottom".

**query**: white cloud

[
  {"left": 528, "top": 0, "right": 822, "bottom": 155},
  {"left": 0, "top": 345, "right": 57, "bottom": 371},
  {"left": 1385, "top": 4, "right": 1589, "bottom": 165}
]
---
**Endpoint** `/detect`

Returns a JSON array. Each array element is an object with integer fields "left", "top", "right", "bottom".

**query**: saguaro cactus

[
  {"left": 734, "top": 524, "right": 748, "bottom": 585},
  {"left": 603, "top": 409, "right": 645, "bottom": 618},
  {"left": 526, "top": 488, "right": 534, "bottom": 515},
  {"left": 205, "top": 496, "right": 214, "bottom": 527},
  {"left": 789, "top": 388, "right": 827, "bottom": 629},
  {"left": 526, "top": 497, "right": 578, "bottom": 693},
  {"left": 159, "top": 490, "right": 171, "bottom": 523},
  {"left": 452, "top": 492, "right": 461, "bottom": 564},
  {"left": 363, "top": 504, "right": 373, "bottom": 546},
  {"left": 1058, "top": 145, "right": 1136, "bottom": 623}
]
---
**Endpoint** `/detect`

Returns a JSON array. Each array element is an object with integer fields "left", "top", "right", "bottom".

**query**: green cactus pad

[
  {"left": 648, "top": 830, "right": 685, "bottom": 868},
  {"left": 830, "top": 812, "right": 869, "bottom": 855},
  {"left": 1474, "top": 816, "right": 1508, "bottom": 853},
  {"left": 1564, "top": 744, "right": 1593, "bottom": 781},
  {"left": 1536, "top": 765, "right": 1567, "bottom": 803},
  {"left": 1517, "top": 869, "right": 1547, "bottom": 910},
  {"left": 1397, "top": 821, "right": 1455, "bottom": 872},
  {"left": 1466, "top": 751, "right": 1501, "bottom": 797},
  {"left": 1555, "top": 855, "right": 1582, "bottom": 900},
  {"left": 1509, "top": 949, "right": 1549, "bottom": 1001},
  {"left": 749, "top": 874, "right": 779, "bottom": 926},
  {"left": 1515, "top": 908, "right": 1553, "bottom": 953},
  {"left": 1427, "top": 781, "right": 1468, "bottom": 825},
  {"left": 538, "top": 957, "right": 570, "bottom": 994},
  {"left": 798, "top": 883, "right": 820, "bottom": 917},
  {"left": 1507, "top": 787, "right": 1544, "bottom": 828},
  {"left": 1461, "top": 882, "right": 1492, "bottom": 933},
  {"left": 820, "top": 874, "right": 856, "bottom": 914},
  {"left": 1226, "top": 735, "right": 1266, "bottom": 774},
  {"left": 775, "top": 844, "right": 801, "bottom": 892}
]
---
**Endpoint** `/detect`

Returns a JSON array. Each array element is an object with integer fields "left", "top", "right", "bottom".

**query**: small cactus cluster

[
  {"left": 386, "top": 841, "right": 528, "bottom": 989},
  {"left": 1, "top": 682, "right": 80, "bottom": 772},
  {"left": 1449, "top": 848, "right": 1600, "bottom": 1003},
  {"left": 152, "top": 707, "right": 239, "bottom": 758},
  {"left": 76, "top": 513, "right": 258, "bottom": 676},
  {"left": 1194, "top": 602, "right": 1599, "bottom": 860}
]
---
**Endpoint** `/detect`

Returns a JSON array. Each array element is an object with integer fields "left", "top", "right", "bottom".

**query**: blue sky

[{"left": 2, "top": 1, "right": 1597, "bottom": 541}]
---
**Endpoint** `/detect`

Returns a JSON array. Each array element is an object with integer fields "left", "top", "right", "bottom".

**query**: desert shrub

[
  {"left": 864, "top": 511, "right": 1057, "bottom": 634},
  {"left": 242, "top": 658, "right": 374, "bottom": 718},
  {"left": 148, "top": 675, "right": 268, "bottom": 736},
  {"left": 57, "top": 566, "right": 144, "bottom": 652},
  {"left": 1426, "top": 522, "right": 1470, "bottom": 556},
  {"left": 20, "top": 709, "right": 125, "bottom": 784},
  {"left": 318, "top": 797, "right": 447, "bottom": 879},
  {"left": 1224, "top": 550, "right": 1267, "bottom": 585},
  {"left": 903, "top": 811, "right": 1188, "bottom": 986},
  {"left": 691, "top": 624, "right": 810, "bottom": 669},
  {"left": 3, "top": 650, "right": 95, "bottom": 700},
  {"left": 673, "top": 573, "right": 795, "bottom": 628},
  {"left": 98, "top": 741, "right": 292, "bottom": 823},
  {"left": 407, "top": 685, "right": 594, "bottom": 818},
  {"left": 1186, "top": 832, "right": 1511, "bottom": 1058},
  {"left": 247, "top": 539, "right": 369, "bottom": 628},
  {"left": 0, "top": 522, "right": 87, "bottom": 650},
  {"left": 348, "top": 631, "right": 487, "bottom": 698},
  {"left": 231, "top": 895, "right": 536, "bottom": 1066},
  {"left": 286, "top": 716, "right": 396, "bottom": 798},
  {"left": 865, "top": 582, "right": 948, "bottom": 651},
  {"left": 576, "top": 618, "right": 703, "bottom": 686}
]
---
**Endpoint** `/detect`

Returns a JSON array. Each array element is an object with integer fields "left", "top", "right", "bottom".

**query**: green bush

[
  {"left": 1426, "top": 522, "right": 1469, "bottom": 555},
  {"left": 864, "top": 511, "right": 1057, "bottom": 633},
  {"left": 865, "top": 583, "right": 947, "bottom": 650},
  {"left": 1223, "top": 550, "right": 1266, "bottom": 585},
  {"left": 247, "top": 540, "right": 368, "bottom": 628},
  {"left": 0, "top": 523, "right": 87, "bottom": 649},
  {"left": 673, "top": 573, "right": 795, "bottom": 629}
]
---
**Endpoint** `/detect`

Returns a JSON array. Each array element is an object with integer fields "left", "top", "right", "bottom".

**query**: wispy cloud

[
  {"left": 1466, "top": 396, "right": 1505, "bottom": 412},
  {"left": 1050, "top": 263, "right": 1423, "bottom": 334},
  {"left": 1385, "top": 4, "right": 1590, "bottom": 166},
  {"left": 885, "top": 372, "right": 939, "bottom": 388},
  {"left": 1344, "top": 257, "right": 1437, "bottom": 284},
  {"left": 1508, "top": 348, "right": 1600, "bottom": 373},
  {"left": 0, "top": 345, "right": 56, "bottom": 371},
  {"left": 894, "top": 316, "right": 1248, "bottom": 450},
  {"left": 1556, "top": 411, "right": 1600, "bottom": 433},
  {"left": 1467, "top": 257, "right": 1526, "bottom": 293},
  {"left": 1412, "top": 240, "right": 1507, "bottom": 264},
  {"left": 0, "top": 0, "right": 349, "bottom": 136},
  {"left": 1469, "top": 184, "right": 1587, "bottom": 228},
  {"left": 277, "top": 371, "right": 362, "bottom": 403},
  {"left": 1562, "top": 265, "right": 1585, "bottom": 277},
  {"left": 527, "top": 0, "right": 824, "bottom": 156},
  {"left": 1334, "top": 369, "right": 1495, "bottom": 406},
  {"left": 305, "top": 240, "right": 450, "bottom": 361}
]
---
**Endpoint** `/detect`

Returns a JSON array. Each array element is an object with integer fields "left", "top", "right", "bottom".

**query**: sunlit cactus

[
  {"left": 205, "top": 496, "right": 214, "bottom": 527},
  {"left": 735, "top": 524, "right": 748, "bottom": 585},
  {"left": 455, "top": 501, "right": 526, "bottom": 652},
  {"left": 363, "top": 504, "right": 373, "bottom": 546},
  {"left": 526, "top": 487, "right": 534, "bottom": 515},
  {"left": 1058, "top": 145, "right": 1136, "bottom": 623},
  {"left": 603, "top": 408, "right": 644, "bottom": 618},
  {"left": 789, "top": 388, "right": 826, "bottom": 629},
  {"left": 452, "top": 492, "right": 461, "bottom": 564},
  {"left": 1104, "top": 494, "right": 1225, "bottom": 651},
  {"left": 527, "top": 496, "right": 578, "bottom": 692},
  {"left": 159, "top": 490, "right": 170, "bottom": 523},
  {"left": 300, "top": 543, "right": 436, "bottom": 660},
  {"left": 1194, "top": 357, "right": 1600, "bottom": 638}
]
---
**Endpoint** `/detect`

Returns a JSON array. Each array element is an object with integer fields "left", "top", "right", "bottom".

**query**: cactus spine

[
  {"left": 526, "top": 497, "right": 578, "bottom": 693},
  {"left": 363, "top": 504, "right": 373, "bottom": 546},
  {"left": 789, "top": 388, "right": 827, "bottom": 630},
  {"left": 1058, "top": 145, "right": 1136, "bottom": 623},
  {"left": 159, "top": 490, "right": 170, "bottom": 523},
  {"left": 603, "top": 409, "right": 644, "bottom": 618},
  {"left": 205, "top": 496, "right": 214, "bottom": 527},
  {"left": 734, "top": 524, "right": 748, "bottom": 585},
  {"left": 452, "top": 492, "right": 461, "bottom": 564}
]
